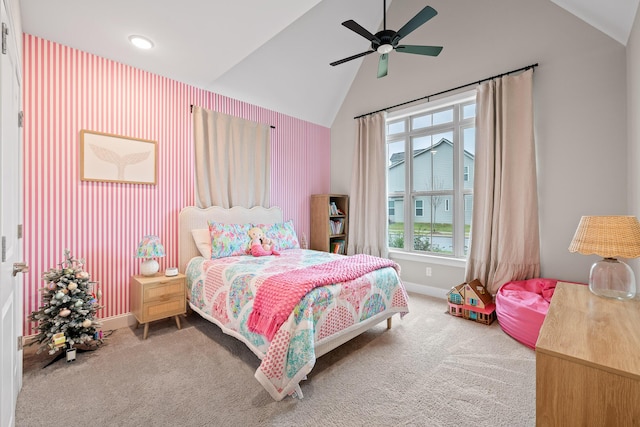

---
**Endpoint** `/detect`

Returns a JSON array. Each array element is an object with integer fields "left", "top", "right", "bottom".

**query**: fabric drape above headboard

[{"left": 192, "top": 106, "right": 270, "bottom": 208}]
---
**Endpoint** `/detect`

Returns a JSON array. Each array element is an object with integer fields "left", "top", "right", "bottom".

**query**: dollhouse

[{"left": 447, "top": 279, "right": 496, "bottom": 325}]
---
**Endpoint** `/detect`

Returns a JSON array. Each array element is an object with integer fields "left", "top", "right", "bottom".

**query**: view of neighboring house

[{"left": 387, "top": 138, "right": 474, "bottom": 226}]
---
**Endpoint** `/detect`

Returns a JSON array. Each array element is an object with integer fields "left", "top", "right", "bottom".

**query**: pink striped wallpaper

[{"left": 22, "top": 34, "right": 331, "bottom": 334}]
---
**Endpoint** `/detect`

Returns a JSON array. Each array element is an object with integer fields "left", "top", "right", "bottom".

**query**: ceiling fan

[{"left": 330, "top": 1, "right": 443, "bottom": 78}]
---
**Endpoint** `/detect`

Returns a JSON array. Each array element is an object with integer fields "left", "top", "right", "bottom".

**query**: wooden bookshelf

[{"left": 310, "top": 194, "right": 349, "bottom": 253}]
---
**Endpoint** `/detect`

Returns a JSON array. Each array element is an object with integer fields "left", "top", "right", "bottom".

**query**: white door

[{"left": 0, "top": 0, "right": 24, "bottom": 424}]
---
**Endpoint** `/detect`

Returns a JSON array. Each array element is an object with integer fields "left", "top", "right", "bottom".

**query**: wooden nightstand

[{"left": 130, "top": 273, "right": 186, "bottom": 340}]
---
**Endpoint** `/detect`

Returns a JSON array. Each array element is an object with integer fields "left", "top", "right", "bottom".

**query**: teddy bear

[{"left": 247, "top": 227, "right": 279, "bottom": 257}]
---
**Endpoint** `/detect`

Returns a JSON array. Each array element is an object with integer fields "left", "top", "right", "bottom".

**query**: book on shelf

[
  {"left": 330, "top": 218, "right": 344, "bottom": 235},
  {"left": 329, "top": 202, "right": 338, "bottom": 215},
  {"left": 331, "top": 239, "right": 346, "bottom": 254},
  {"left": 329, "top": 201, "right": 344, "bottom": 216}
]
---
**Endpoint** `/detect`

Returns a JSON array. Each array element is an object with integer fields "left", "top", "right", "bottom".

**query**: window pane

[
  {"left": 433, "top": 108, "right": 453, "bottom": 125},
  {"left": 411, "top": 114, "right": 431, "bottom": 130},
  {"left": 411, "top": 195, "right": 453, "bottom": 254},
  {"left": 413, "top": 196, "right": 431, "bottom": 252},
  {"left": 463, "top": 103, "right": 476, "bottom": 119},
  {"left": 464, "top": 194, "right": 473, "bottom": 256},
  {"left": 388, "top": 196, "right": 404, "bottom": 249},
  {"left": 463, "top": 127, "right": 475, "bottom": 190},
  {"left": 412, "top": 132, "right": 453, "bottom": 192},
  {"left": 387, "top": 121, "right": 405, "bottom": 134},
  {"left": 388, "top": 140, "right": 405, "bottom": 192}
]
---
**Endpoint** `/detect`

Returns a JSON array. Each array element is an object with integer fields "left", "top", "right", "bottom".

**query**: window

[{"left": 386, "top": 91, "right": 475, "bottom": 257}]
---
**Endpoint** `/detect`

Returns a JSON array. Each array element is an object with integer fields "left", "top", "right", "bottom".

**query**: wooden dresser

[{"left": 535, "top": 281, "right": 640, "bottom": 426}]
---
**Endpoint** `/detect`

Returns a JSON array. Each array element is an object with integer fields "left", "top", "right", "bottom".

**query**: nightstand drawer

[
  {"left": 143, "top": 296, "right": 185, "bottom": 322},
  {"left": 143, "top": 279, "right": 184, "bottom": 302}
]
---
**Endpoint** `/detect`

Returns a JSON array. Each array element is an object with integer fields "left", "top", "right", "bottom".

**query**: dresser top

[{"left": 536, "top": 281, "right": 640, "bottom": 380}]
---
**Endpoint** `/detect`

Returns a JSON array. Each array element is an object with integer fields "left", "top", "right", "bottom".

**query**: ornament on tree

[{"left": 29, "top": 249, "right": 104, "bottom": 356}]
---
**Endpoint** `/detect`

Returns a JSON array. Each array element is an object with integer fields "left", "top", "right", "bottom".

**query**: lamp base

[
  {"left": 589, "top": 257, "right": 636, "bottom": 300},
  {"left": 140, "top": 259, "right": 159, "bottom": 276}
]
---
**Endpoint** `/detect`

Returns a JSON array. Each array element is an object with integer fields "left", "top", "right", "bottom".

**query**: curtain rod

[
  {"left": 190, "top": 104, "right": 275, "bottom": 129},
  {"left": 354, "top": 63, "right": 539, "bottom": 120}
]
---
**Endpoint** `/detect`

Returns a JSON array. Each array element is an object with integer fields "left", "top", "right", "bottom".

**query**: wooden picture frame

[{"left": 80, "top": 130, "right": 157, "bottom": 185}]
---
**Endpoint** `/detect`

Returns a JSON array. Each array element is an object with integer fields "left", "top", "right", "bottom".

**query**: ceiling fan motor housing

[{"left": 372, "top": 29, "right": 398, "bottom": 53}]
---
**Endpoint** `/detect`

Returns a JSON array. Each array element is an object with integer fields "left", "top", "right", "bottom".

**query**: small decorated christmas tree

[{"left": 29, "top": 249, "right": 103, "bottom": 355}]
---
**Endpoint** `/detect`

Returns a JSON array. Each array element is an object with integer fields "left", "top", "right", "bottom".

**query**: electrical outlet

[{"left": 426, "top": 267, "right": 432, "bottom": 277}]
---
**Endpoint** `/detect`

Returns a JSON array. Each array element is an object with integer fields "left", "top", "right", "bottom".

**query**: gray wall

[
  {"left": 628, "top": 6, "right": 640, "bottom": 276},
  {"left": 331, "top": 0, "right": 628, "bottom": 294}
]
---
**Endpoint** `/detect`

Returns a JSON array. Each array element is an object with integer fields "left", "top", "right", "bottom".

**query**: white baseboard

[
  {"left": 403, "top": 281, "right": 448, "bottom": 300},
  {"left": 100, "top": 313, "right": 137, "bottom": 331}
]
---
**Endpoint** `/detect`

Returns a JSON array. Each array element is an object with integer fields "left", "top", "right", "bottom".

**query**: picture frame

[{"left": 80, "top": 130, "right": 157, "bottom": 185}]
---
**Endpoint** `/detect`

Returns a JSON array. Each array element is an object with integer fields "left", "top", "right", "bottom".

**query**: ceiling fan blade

[
  {"left": 377, "top": 53, "right": 389, "bottom": 78},
  {"left": 330, "top": 50, "right": 375, "bottom": 67},
  {"left": 342, "top": 20, "right": 380, "bottom": 42},
  {"left": 395, "top": 45, "right": 443, "bottom": 56},
  {"left": 394, "top": 6, "right": 438, "bottom": 42}
]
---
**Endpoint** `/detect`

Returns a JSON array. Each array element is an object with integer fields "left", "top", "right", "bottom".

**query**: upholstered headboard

[{"left": 177, "top": 205, "right": 283, "bottom": 273}]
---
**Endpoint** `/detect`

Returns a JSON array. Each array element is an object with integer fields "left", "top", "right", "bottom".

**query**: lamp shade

[
  {"left": 568, "top": 216, "right": 640, "bottom": 258},
  {"left": 136, "top": 235, "right": 165, "bottom": 276}
]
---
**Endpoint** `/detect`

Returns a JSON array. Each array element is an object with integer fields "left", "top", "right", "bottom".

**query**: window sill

[{"left": 388, "top": 249, "right": 467, "bottom": 269}]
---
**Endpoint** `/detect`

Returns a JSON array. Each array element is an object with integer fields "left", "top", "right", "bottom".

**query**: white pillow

[{"left": 191, "top": 228, "right": 211, "bottom": 259}]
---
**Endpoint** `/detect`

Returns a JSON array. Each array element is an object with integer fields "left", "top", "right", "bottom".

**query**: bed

[{"left": 178, "top": 205, "right": 410, "bottom": 400}]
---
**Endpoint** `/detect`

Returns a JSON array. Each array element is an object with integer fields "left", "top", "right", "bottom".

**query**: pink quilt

[{"left": 247, "top": 254, "right": 398, "bottom": 340}]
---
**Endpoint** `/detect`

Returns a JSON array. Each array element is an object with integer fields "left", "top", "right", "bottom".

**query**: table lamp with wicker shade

[{"left": 569, "top": 215, "right": 640, "bottom": 300}]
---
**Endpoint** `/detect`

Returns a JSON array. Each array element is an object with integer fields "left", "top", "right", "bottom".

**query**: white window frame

[
  {"left": 386, "top": 90, "right": 475, "bottom": 259},
  {"left": 415, "top": 199, "right": 424, "bottom": 217}
]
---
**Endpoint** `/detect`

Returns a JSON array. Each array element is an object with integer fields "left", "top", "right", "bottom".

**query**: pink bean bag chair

[{"left": 495, "top": 278, "right": 560, "bottom": 349}]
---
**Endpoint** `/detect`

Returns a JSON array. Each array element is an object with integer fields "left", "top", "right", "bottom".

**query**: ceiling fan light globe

[{"left": 377, "top": 44, "right": 393, "bottom": 54}]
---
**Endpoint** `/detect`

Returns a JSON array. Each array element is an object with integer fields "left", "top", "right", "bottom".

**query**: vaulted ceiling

[{"left": 21, "top": 0, "right": 639, "bottom": 127}]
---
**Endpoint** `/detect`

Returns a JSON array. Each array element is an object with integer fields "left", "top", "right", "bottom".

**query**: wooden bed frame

[{"left": 177, "top": 205, "right": 394, "bottom": 361}]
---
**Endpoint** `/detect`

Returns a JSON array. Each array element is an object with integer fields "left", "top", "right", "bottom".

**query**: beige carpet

[{"left": 16, "top": 293, "right": 535, "bottom": 426}]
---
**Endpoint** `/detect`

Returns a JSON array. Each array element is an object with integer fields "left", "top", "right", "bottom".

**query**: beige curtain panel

[
  {"left": 193, "top": 106, "right": 270, "bottom": 208},
  {"left": 465, "top": 69, "right": 540, "bottom": 294},
  {"left": 347, "top": 112, "right": 389, "bottom": 258}
]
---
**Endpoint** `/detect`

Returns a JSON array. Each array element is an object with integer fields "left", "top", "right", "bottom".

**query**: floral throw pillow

[
  {"left": 254, "top": 220, "right": 300, "bottom": 251},
  {"left": 207, "top": 221, "right": 252, "bottom": 259}
]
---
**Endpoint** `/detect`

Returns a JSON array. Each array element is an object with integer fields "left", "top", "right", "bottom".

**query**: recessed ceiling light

[{"left": 128, "top": 35, "right": 154, "bottom": 50}]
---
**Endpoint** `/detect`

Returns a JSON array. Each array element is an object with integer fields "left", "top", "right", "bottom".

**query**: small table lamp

[
  {"left": 136, "top": 235, "right": 166, "bottom": 276},
  {"left": 569, "top": 215, "right": 640, "bottom": 300}
]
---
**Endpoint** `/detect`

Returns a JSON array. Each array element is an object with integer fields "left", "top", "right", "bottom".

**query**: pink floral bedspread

[{"left": 185, "top": 249, "right": 409, "bottom": 400}]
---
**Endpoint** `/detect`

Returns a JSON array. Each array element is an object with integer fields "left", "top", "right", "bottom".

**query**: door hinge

[
  {"left": 17, "top": 336, "right": 23, "bottom": 351},
  {"left": 2, "top": 22, "right": 7, "bottom": 55},
  {"left": 18, "top": 111, "right": 23, "bottom": 128},
  {"left": 1, "top": 236, "right": 5, "bottom": 262},
  {"left": 17, "top": 224, "right": 22, "bottom": 239}
]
